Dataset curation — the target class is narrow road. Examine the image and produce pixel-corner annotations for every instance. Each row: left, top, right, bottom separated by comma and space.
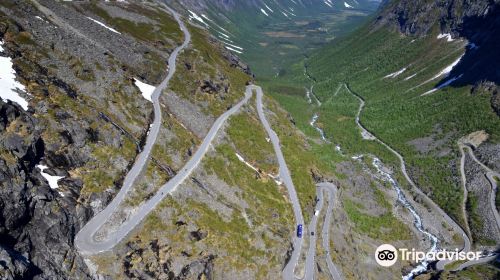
461, 145, 500, 234
317, 182, 343, 280
76, 5, 191, 254
458, 144, 473, 242
253, 85, 305, 279
343, 83, 471, 271
303, 183, 341, 280
452, 254, 499, 271
256, 86, 344, 280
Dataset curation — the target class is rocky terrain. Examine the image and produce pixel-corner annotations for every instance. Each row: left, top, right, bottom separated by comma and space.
0, 0, 252, 279
376, 0, 500, 113
1, 0, 499, 279
463, 152, 500, 246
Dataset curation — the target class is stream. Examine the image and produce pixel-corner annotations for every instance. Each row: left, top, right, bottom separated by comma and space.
304, 70, 438, 279
310, 113, 329, 142
371, 157, 439, 280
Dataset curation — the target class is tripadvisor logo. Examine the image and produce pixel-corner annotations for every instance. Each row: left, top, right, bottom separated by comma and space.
375, 244, 483, 267
375, 244, 398, 267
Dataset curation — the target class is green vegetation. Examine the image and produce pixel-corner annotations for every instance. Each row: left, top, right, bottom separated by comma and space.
226, 110, 277, 173
200, 3, 378, 79
267, 23, 500, 230
440, 263, 500, 280
466, 194, 496, 245
204, 144, 293, 229
169, 26, 250, 116
343, 198, 412, 241
264, 97, 338, 220
152, 108, 199, 170
82, 2, 182, 46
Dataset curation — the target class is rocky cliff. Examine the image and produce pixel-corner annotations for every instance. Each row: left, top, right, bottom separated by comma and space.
376, 0, 500, 114
0, 0, 253, 279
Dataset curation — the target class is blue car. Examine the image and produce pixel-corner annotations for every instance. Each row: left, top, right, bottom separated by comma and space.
297, 224, 303, 238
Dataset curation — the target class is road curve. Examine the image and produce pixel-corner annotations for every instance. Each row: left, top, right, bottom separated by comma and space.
452, 254, 499, 271
462, 145, 500, 234
303, 183, 343, 280
75, 5, 191, 255
255, 83, 342, 280
458, 144, 473, 241
343, 83, 471, 271
443, 145, 500, 271
317, 182, 343, 280
252, 85, 305, 280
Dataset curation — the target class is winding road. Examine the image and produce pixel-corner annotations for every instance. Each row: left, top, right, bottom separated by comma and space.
460, 144, 500, 233
75, 5, 192, 255
458, 143, 473, 242
317, 183, 344, 280
253, 86, 305, 279
302, 183, 343, 280
77, 81, 342, 279
343, 84, 472, 272
72, 6, 344, 276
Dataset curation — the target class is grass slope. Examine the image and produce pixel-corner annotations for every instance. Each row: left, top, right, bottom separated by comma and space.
279, 24, 500, 230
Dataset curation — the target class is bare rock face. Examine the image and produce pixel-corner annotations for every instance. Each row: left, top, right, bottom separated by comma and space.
375, 0, 500, 88
0, 100, 92, 279
375, 0, 495, 36
0, 246, 32, 280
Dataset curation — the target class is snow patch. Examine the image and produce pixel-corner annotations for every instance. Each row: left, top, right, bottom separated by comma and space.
421, 74, 463, 96
218, 32, 230, 39
264, 3, 274, 12
37, 165, 65, 196
260, 8, 269, 16
224, 45, 243, 54
0, 41, 29, 110
468, 42, 479, 50
384, 67, 407, 79
428, 55, 464, 81
134, 78, 155, 102
187, 10, 208, 27
344, 2, 353, 8
437, 33, 454, 42
404, 73, 417, 81
223, 42, 243, 50
86, 17, 121, 34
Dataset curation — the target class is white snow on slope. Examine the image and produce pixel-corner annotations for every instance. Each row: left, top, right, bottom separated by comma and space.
223, 42, 243, 50
188, 10, 208, 27
404, 73, 417, 81
86, 17, 121, 34
37, 165, 65, 195
134, 78, 155, 102
344, 2, 353, 8
468, 42, 479, 50
324, 0, 334, 7
0, 41, 29, 110
235, 153, 259, 173
437, 33, 454, 42
218, 35, 234, 43
264, 3, 274, 12
384, 67, 407, 78
421, 74, 463, 96
419, 54, 465, 96
260, 8, 269, 16
219, 32, 230, 39
428, 55, 463, 81
225, 45, 243, 54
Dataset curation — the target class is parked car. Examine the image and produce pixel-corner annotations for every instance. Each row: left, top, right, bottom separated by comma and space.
297, 224, 303, 238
